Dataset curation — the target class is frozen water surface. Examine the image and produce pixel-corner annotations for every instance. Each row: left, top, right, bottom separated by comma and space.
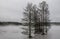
0, 25, 60, 39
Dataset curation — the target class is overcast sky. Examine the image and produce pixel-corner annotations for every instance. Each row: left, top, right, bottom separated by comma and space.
0, 0, 60, 22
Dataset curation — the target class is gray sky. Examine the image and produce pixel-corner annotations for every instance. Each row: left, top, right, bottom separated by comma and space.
47, 0, 60, 22
0, 0, 60, 22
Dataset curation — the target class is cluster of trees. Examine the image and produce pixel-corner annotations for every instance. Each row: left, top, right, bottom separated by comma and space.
22, 1, 50, 37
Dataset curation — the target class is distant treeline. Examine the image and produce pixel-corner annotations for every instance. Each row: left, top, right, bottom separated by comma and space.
22, 22, 60, 26
0, 22, 60, 26
0, 22, 22, 25
50, 22, 60, 25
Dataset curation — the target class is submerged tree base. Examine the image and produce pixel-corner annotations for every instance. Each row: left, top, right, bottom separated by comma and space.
29, 36, 32, 38
41, 32, 47, 35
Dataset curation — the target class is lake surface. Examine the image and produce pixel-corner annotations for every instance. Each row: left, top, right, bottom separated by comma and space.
0, 25, 60, 39
48, 25, 60, 39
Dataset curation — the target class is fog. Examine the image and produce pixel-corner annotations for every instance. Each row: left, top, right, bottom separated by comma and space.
0, 0, 60, 22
